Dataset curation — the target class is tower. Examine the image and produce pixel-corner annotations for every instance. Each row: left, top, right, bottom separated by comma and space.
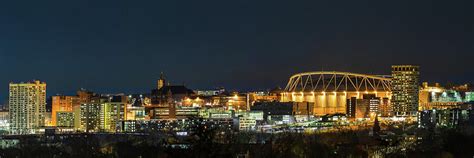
157, 72, 166, 90
391, 65, 419, 117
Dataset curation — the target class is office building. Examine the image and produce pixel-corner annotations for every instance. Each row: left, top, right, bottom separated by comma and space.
9, 80, 46, 134
391, 65, 420, 117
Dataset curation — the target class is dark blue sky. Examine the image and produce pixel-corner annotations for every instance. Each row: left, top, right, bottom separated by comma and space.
0, 0, 473, 102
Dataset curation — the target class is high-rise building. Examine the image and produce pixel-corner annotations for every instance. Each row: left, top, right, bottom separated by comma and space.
80, 102, 101, 133
100, 96, 126, 132
74, 89, 95, 130
391, 65, 420, 117
9, 80, 47, 134
79, 95, 127, 133
52, 96, 78, 126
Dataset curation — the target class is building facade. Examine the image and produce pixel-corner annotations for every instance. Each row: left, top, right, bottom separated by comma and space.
391, 65, 420, 117
9, 80, 47, 134
418, 109, 470, 128
57, 112, 74, 127
52, 96, 78, 126
0, 110, 9, 133
80, 102, 101, 132
100, 102, 126, 132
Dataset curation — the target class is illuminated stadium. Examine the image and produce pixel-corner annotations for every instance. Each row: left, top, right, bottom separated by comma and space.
281, 71, 392, 115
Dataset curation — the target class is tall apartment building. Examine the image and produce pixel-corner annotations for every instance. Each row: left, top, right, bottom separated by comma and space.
57, 111, 74, 127
80, 102, 101, 133
391, 65, 420, 117
9, 80, 47, 134
74, 89, 95, 130
52, 96, 79, 126
100, 96, 126, 132
100, 102, 126, 132
79, 95, 127, 133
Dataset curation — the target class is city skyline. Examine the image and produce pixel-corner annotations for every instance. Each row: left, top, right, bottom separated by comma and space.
0, 1, 473, 156
0, 65, 471, 104
0, 1, 473, 102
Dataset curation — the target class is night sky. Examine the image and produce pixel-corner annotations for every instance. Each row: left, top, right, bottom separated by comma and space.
0, 0, 473, 102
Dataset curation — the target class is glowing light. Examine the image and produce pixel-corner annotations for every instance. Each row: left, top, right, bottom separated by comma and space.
322, 91, 326, 95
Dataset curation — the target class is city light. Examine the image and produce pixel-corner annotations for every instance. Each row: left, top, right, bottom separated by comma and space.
0, 1, 471, 156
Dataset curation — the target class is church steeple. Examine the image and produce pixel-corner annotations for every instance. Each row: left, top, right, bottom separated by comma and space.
157, 72, 166, 89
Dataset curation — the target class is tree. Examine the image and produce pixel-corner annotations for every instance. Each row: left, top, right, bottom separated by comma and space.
373, 116, 381, 135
